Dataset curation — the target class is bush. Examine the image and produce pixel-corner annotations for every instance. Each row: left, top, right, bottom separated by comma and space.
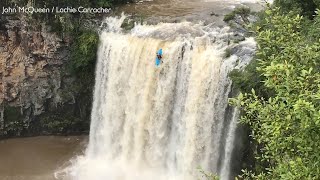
229, 60, 273, 99
223, 12, 236, 22
3, 106, 26, 136
230, 7, 320, 179
198, 167, 219, 180
223, 6, 251, 23
70, 30, 99, 72
39, 111, 89, 134
224, 48, 232, 58
274, 0, 317, 18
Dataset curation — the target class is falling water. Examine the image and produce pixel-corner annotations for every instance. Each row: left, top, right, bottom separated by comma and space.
58, 16, 256, 180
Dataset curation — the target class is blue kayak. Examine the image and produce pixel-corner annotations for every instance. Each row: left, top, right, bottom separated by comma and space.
155, 49, 163, 67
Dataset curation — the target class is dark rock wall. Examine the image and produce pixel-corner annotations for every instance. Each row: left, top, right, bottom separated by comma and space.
0, 15, 91, 137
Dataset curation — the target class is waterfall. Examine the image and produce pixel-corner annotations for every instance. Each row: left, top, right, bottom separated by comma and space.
58, 16, 256, 180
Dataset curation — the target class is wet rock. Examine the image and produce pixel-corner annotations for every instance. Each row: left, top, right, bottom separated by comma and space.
121, 14, 146, 31
121, 17, 135, 31
210, 12, 219, 17
231, 33, 246, 43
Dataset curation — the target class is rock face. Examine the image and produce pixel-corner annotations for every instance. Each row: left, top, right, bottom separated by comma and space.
0, 15, 88, 136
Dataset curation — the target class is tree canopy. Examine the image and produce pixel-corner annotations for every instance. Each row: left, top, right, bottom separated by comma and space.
230, 4, 320, 180
274, 0, 318, 18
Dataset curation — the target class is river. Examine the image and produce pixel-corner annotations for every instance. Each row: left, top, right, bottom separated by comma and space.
0, 136, 87, 180
117, 0, 269, 24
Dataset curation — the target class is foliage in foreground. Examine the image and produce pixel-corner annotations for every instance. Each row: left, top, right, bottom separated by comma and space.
198, 168, 220, 180
273, 0, 319, 18
230, 7, 320, 179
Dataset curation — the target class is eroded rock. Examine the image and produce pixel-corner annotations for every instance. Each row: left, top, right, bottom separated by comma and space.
0, 15, 75, 135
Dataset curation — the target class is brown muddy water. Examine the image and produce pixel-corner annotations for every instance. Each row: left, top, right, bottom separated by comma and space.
116, 0, 268, 24
0, 136, 88, 180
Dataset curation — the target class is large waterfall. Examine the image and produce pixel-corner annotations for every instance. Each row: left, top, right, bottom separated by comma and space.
59, 16, 256, 180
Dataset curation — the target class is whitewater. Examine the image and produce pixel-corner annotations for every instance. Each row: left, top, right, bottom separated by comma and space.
56, 14, 256, 180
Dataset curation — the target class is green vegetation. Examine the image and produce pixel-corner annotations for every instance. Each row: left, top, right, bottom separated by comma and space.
1, 0, 130, 136
121, 18, 135, 31
39, 108, 90, 134
223, 12, 236, 22
2, 0, 109, 75
223, 6, 251, 24
274, 0, 318, 18
2, 106, 26, 136
198, 168, 220, 180
224, 48, 232, 58
70, 30, 99, 72
230, 2, 320, 179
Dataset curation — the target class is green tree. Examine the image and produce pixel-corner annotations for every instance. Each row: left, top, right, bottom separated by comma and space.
224, 6, 251, 24
70, 30, 99, 72
231, 8, 320, 179
274, 0, 317, 18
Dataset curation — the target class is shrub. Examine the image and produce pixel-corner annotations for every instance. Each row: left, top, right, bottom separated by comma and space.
230, 8, 320, 179
70, 30, 99, 72
223, 6, 251, 24
224, 48, 232, 58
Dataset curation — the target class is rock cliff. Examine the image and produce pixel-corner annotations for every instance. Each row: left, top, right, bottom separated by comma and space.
0, 15, 91, 136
